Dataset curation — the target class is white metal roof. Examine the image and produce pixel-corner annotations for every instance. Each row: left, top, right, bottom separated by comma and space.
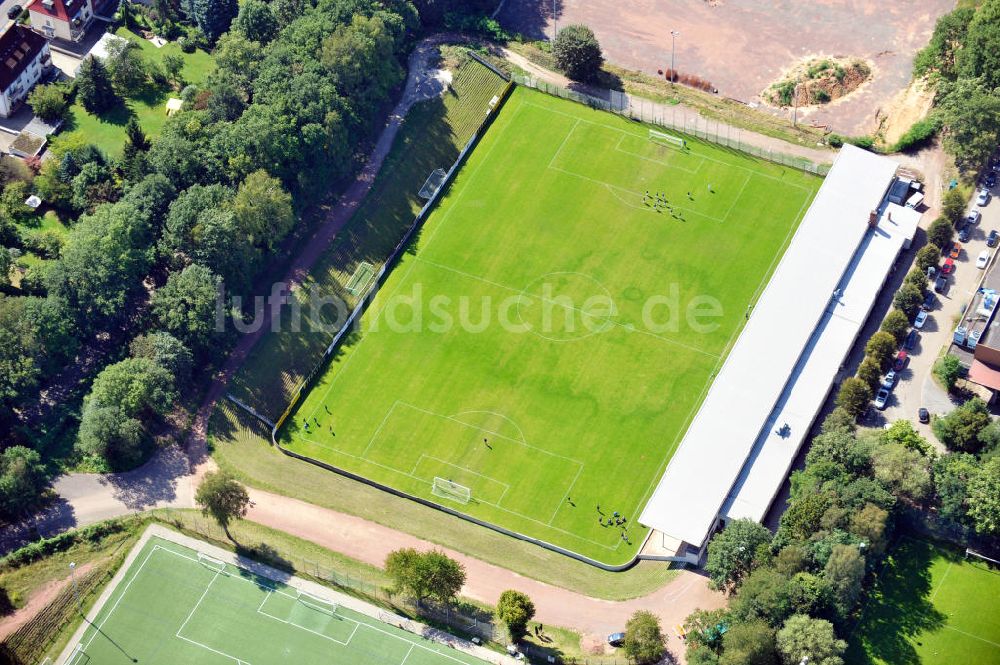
639, 146, 900, 547
722, 202, 920, 524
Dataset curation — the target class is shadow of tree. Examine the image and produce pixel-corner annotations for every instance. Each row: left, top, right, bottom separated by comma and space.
496, 0, 565, 41
846, 538, 949, 665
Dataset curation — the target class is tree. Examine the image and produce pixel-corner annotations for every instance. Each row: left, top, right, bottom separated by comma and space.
865, 331, 897, 370
914, 7, 975, 79
879, 309, 910, 345
27, 83, 69, 123
0, 247, 11, 289
195, 471, 250, 540
872, 442, 932, 504
76, 405, 145, 468
705, 518, 773, 592
916, 243, 941, 272
232, 170, 294, 251
729, 568, 797, 626
893, 283, 924, 320
0, 446, 47, 517
719, 620, 777, 665
163, 53, 185, 86
848, 503, 890, 558
776, 615, 846, 665
152, 264, 223, 357
130, 331, 194, 382
191, 0, 238, 42
928, 217, 955, 250
76, 56, 118, 114
553, 24, 603, 82
932, 397, 993, 452
384, 548, 466, 605
206, 81, 246, 122
938, 77, 1000, 170
823, 545, 865, 621
495, 590, 534, 641
933, 452, 977, 527
856, 356, 882, 390
234, 0, 278, 43
903, 267, 928, 293
106, 38, 148, 94
967, 456, 1000, 534
957, 0, 1000, 88
835, 377, 872, 420
623, 610, 666, 665
942, 187, 968, 225
933, 354, 963, 391
880, 420, 931, 455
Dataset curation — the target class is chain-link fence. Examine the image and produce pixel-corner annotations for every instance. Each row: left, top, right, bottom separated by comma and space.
512, 74, 831, 177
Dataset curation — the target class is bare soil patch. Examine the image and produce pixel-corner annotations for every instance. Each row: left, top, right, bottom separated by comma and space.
763, 57, 872, 108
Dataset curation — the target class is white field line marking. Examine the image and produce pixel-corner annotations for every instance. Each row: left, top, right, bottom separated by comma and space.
176, 633, 251, 665
931, 562, 952, 602
256, 597, 360, 647
546, 118, 581, 170
547, 462, 585, 525
360, 400, 404, 458
612, 133, 703, 174
399, 644, 416, 665
414, 454, 512, 504
175, 570, 221, 640
521, 99, 817, 193
450, 410, 527, 442
82, 545, 161, 652
942, 625, 1000, 649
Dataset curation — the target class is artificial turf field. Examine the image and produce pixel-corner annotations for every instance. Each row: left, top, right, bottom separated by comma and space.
64, 536, 492, 665
847, 537, 1000, 665
280, 86, 821, 564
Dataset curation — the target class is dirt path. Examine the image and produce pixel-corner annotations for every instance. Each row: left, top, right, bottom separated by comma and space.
0, 562, 97, 641
246, 488, 724, 658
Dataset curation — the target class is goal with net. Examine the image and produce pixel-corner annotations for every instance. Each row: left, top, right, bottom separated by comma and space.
432, 477, 471, 505
418, 168, 448, 200
297, 590, 338, 617
649, 129, 686, 149
345, 262, 376, 298
198, 552, 226, 573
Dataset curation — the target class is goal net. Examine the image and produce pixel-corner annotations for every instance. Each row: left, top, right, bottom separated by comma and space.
432, 477, 471, 505
345, 261, 376, 298
649, 129, 686, 149
966, 548, 1000, 568
297, 590, 338, 617
418, 168, 448, 200
198, 552, 226, 573
67, 645, 90, 665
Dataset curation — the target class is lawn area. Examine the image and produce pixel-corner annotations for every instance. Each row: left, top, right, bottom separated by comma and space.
847, 537, 1000, 665
63, 534, 496, 665
274, 86, 818, 564
58, 27, 214, 156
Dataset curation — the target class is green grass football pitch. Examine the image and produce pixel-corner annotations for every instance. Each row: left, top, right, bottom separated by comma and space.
279, 86, 821, 565
65, 536, 493, 665
847, 537, 1000, 665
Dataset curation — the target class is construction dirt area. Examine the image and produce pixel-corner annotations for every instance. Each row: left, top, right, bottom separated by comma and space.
499, 0, 954, 136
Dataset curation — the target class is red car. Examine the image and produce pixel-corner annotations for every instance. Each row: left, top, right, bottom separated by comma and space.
894, 350, 909, 371
942, 258, 955, 275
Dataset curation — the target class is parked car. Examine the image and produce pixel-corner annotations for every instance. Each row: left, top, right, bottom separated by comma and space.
923, 291, 936, 309
959, 226, 971, 242
904, 329, 919, 350
915, 310, 929, 329
5, 4, 20, 19
942, 258, 955, 274
977, 189, 991, 206
950, 242, 963, 259
607, 633, 626, 647
881, 370, 898, 389
989, 230, 1000, 248
934, 274, 948, 293
918, 407, 930, 424
968, 210, 982, 225
894, 350, 909, 371
978, 249, 992, 269
874, 388, 890, 410
987, 172, 997, 188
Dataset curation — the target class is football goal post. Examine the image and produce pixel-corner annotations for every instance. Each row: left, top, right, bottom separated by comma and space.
432, 477, 471, 505
197, 552, 226, 574
345, 261, 376, 298
418, 168, 448, 200
296, 590, 339, 617
649, 129, 686, 149
966, 548, 1000, 567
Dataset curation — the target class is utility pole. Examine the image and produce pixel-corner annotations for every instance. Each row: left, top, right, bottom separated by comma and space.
69, 562, 81, 613
670, 30, 680, 83
553, 0, 558, 41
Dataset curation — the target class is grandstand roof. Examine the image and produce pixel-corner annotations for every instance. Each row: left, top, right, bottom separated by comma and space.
639, 145, 899, 548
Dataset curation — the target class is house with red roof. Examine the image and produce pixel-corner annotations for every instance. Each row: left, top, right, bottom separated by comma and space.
0, 24, 52, 117
27, 0, 95, 42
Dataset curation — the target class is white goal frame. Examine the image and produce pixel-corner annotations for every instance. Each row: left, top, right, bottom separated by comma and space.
649, 129, 686, 149
197, 552, 226, 573
432, 477, 471, 505
296, 589, 339, 617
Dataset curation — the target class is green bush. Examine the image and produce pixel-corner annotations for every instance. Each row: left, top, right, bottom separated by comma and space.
812, 89, 831, 103
934, 355, 964, 391
928, 217, 954, 249
916, 243, 941, 272
892, 116, 941, 153
827, 134, 845, 148
880, 309, 911, 345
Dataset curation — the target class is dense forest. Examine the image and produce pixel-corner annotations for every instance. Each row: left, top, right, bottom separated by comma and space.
0, 0, 494, 519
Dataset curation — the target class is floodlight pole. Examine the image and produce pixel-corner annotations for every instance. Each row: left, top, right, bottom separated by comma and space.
670, 31, 680, 84
553, 0, 557, 41
69, 562, 81, 613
